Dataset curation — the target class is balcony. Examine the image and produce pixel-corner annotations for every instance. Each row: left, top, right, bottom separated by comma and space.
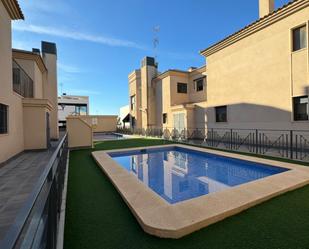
12, 60, 34, 98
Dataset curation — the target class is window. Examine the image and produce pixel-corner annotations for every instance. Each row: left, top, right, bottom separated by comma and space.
12, 60, 34, 98
75, 105, 87, 115
173, 113, 185, 131
131, 117, 136, 128
177, 83, 187, 94
215, 106, 227, 122
163, 113, 167, 124
293, 96, 308, 121
130, 95, 136, 111
293, 25, 307, 51
0, 104, 8, 134
195, 78, 204, 92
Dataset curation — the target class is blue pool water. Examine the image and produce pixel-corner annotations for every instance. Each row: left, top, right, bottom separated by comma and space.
95, 133, 124, 141
109, 147, 288, 204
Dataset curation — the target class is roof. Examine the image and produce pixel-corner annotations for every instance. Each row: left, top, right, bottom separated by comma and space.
58, 95, 89, 105
1, 0, 24, 20
12, 49, 47, 73
200, 0, 308, 57
122, 113, 131, 123
154, 65, 206, 81
155, 69, 189, 81
59, 95, 89, 100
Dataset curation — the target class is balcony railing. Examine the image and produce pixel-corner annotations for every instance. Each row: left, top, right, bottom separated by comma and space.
117, 127, 309, 162
0, 133, 68, 249
13, 60, 34, 98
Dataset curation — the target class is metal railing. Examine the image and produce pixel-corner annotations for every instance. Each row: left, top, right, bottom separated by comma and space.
117, 127, 309, 162
0, 133, 68, 249
13, 60, 34, 98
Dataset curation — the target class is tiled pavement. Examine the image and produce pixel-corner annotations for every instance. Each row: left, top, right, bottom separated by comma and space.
0, 137, 63, 242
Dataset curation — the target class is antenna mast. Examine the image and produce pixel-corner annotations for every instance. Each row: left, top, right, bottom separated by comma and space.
153, 26, 160, 61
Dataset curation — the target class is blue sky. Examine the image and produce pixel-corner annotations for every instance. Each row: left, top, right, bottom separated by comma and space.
12, 0, 291, 115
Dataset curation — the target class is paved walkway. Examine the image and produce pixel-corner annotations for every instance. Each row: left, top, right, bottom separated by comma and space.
0, 136, 63, 242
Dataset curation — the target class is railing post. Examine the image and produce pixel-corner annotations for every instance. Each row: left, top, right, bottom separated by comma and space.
255, 129, 258, 154
290, 130, 293, 159
211, 128, 214, 147
295, 134, 298, 159
230, 129, 233, 150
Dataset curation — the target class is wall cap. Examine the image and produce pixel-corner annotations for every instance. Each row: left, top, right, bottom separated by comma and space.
22, 98, 53, 111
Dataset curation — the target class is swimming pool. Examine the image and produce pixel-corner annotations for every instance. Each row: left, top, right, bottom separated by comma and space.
93, 144, 309, 238
94, 132, 125, 141
109, 147, 288, 204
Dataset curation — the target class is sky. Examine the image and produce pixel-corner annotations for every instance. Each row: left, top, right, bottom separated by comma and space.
12, 0, 291, 115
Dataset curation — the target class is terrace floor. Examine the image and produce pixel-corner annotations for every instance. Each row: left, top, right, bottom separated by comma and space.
64, 138, 309, 249
0, 133, 64, 242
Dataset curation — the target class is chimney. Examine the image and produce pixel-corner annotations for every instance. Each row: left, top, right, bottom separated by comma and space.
259, 0, 275, 18
141, 56, 158, 68
32, 48, 41, 55
188, 67, 197, 72
41, 41, 59, 139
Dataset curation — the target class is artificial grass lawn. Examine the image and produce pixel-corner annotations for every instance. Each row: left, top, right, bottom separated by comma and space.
64, 138, 309, 249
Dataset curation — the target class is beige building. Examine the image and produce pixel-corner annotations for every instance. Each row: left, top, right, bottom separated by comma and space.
200, 0, 309, 130
0, 0, 59, 163
128, 57, 206, 131
129, 0, 308, 133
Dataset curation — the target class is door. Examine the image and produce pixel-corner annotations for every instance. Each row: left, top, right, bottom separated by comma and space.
173, 113, 185, 131
46, 112, 51, 148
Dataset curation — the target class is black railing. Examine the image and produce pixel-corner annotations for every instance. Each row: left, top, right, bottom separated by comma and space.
117, 127, 309, 162
13, 60, 34, 98
0, 133, 68, 249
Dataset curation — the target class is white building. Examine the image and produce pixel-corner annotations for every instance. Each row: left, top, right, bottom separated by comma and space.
58, 94, 89, 127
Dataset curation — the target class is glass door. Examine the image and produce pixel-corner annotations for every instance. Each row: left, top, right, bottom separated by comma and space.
173, 113, 185, 131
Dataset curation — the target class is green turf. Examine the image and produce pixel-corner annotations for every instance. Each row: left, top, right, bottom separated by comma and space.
64, 138, 309, 249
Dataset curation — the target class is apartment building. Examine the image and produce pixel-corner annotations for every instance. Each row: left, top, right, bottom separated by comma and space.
200, 0, 309, 130
128, 57, 206, 131
58, 94, 89, 128
128, 0, 308, 132
0, 0, 59, 163
154, 66, 206, 131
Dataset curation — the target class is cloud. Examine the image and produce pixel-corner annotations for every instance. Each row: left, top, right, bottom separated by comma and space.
12, 40, 34, 51
19, 0, 71, 15
58, 63, 81, 74
13, 23, 147, 50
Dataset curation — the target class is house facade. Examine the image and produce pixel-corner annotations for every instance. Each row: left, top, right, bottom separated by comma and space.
0, 0, 59, 163
128, 57, 207, 131
128, 0, 308, 133
58, 94, 89, 128
200, 0, 309, 131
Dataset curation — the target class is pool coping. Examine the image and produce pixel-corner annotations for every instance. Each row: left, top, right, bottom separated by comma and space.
92, 144, 309, 239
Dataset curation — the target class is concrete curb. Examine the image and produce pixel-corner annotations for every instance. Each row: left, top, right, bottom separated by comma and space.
56, 150, 70, 249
